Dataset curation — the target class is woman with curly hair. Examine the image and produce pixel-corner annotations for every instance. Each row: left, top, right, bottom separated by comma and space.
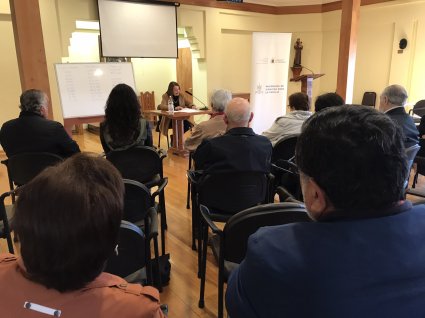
100, 83, 153, 153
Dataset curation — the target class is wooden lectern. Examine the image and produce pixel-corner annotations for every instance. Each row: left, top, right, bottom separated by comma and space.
290, 74, 324, 101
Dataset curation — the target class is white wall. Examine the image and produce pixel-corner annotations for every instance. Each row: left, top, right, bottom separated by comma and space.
3, 0, 425, 125
0, 0, 21, 125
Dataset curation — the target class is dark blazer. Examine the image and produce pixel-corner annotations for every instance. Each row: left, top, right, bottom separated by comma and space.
193, 127, 272, 173
386, 107, 419, 148
0, 111, 80, 158
226, 201, 425, 318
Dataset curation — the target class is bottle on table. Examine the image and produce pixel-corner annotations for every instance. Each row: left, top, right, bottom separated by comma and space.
167, 96, 174, 114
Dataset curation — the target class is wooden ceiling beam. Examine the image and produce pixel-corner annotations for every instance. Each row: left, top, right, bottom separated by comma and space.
168, 0, 394, 14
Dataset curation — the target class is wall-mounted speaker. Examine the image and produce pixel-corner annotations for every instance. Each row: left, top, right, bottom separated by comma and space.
399, 38, 408, 50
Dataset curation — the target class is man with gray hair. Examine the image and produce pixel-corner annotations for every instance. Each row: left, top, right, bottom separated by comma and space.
184, 89, 232, 151
379, 84, 418, 148
0, 89, 80, 158
193, 97, 272, 172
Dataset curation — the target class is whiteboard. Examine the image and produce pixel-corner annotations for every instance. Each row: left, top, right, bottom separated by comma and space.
55, 63, 136, 119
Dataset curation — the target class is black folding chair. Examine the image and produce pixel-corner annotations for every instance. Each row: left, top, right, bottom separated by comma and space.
198, 202, 311, 318
188, 170, 274, 290
361, 91, 377, 107
104, 220, 148, 283
0, 190, 15, 254
1, 152, 63, 203
409, 100, 425, 124
106, 146, 168, 255
271, 135, 302, 201
122, 179, 165, 291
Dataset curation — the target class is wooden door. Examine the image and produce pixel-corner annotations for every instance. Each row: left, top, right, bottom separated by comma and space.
177, 48, 193, 104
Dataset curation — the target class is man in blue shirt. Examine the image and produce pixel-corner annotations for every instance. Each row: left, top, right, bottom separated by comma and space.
226, 105, 425, 318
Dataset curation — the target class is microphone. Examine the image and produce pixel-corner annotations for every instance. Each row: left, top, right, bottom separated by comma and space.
185, 90, 208, 109
300, 65, 315, 75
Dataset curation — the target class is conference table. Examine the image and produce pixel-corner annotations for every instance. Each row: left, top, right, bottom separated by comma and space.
144, 109, 212, 157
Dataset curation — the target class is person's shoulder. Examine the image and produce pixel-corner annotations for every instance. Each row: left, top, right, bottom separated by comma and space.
1, 118, 19, 129
0, 253, 17, 265
253, 133, 273, 146
113, 281, 160, 301
88, 273, 163, 315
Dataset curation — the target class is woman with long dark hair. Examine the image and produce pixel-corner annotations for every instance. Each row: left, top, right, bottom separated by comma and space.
100, 83, 153, 153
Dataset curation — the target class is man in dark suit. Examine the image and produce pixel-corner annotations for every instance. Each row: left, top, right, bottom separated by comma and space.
379, 84, 418, 148
226, 106, 425, 318
193, 97, 272, 173
0, 89, 80, 158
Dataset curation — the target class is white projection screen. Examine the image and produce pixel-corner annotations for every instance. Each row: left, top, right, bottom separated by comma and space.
98, 0, 178, 58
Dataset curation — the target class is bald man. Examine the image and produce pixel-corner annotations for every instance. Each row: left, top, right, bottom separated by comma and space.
193, 97, 272, 173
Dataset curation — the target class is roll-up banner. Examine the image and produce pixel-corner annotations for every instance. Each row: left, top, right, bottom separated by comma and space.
250, 32, 292, 134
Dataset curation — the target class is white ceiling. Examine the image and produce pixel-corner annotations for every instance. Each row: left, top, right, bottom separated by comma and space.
244, 0, 335, 6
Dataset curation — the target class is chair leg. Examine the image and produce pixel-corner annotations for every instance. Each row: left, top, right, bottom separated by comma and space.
159, 191, 167, 255
4, 224, 14, 254
192, 200, 198, 251
158, 131, 161, 148
197, 203, 204, 277
145, 240, 153, 286
153, 236, 163, 292
186, 182, 191, 209
198, 222, 208, 308
218, 267, 224, 318
186, 154, 192, 209
413, 171, 419, 188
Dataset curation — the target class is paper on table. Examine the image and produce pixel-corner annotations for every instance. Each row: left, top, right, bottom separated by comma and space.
174, 108, 200, 113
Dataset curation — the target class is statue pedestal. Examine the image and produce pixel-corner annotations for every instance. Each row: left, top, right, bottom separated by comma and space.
291, 66, 302, 78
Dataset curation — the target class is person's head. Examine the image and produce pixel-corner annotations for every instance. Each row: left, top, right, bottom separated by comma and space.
104, 83, 141, 143
224, 97, 253, 130
211, 89, 232, 113
379, 84, 408, 112
166, 81, 180, 97
13, 153, 124, 292
288, 92, 310, 111
314, 92, 344, 112
19, 89, 49, 118
296, 105, 407, 221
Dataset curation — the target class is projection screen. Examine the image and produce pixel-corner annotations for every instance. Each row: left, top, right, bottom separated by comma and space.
98, 0, 178, 58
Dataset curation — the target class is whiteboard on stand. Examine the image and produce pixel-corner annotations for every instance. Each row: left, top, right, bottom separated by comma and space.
55, 62, 136, 119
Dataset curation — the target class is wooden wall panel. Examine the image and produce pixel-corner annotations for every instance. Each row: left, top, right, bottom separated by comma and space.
9, 0, 52, 118
177, 48, 193, 104
336, 0, 361, 102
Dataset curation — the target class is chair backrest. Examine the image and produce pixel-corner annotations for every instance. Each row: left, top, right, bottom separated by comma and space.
197, 171, 271, 215
361, 91, 377, 107
4, 152, 63, 186
272, 135, 299, 163
222, 202, 311, 263
104, 220, 146, 279
106, 146, 164, 183
123, 179, 153, 223
140, 91, 156, 112
412, 100, 425, 117
405, 144, 420, 182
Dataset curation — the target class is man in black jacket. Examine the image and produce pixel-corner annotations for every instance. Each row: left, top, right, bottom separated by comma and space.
193, 97, 272, 173
0, 89, 80, 158
379, 84, 418, 149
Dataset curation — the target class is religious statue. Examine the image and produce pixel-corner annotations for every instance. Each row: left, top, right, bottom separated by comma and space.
293, 38, 303, 67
